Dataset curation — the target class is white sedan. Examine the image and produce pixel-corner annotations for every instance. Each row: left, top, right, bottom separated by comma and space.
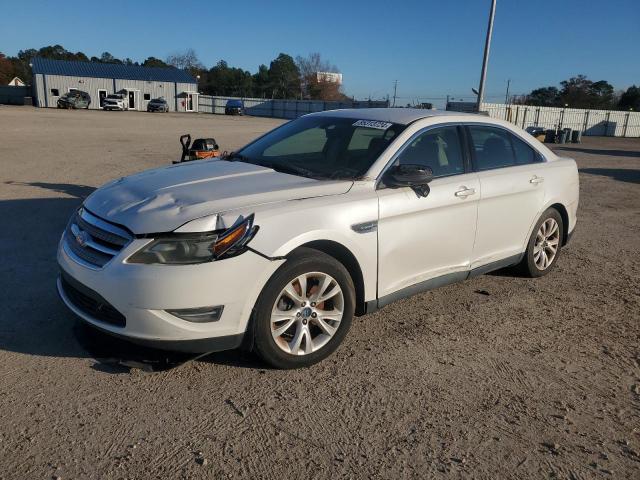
57, 109, 579, 368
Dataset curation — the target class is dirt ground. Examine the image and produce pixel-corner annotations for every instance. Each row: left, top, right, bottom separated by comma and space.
0, 106, 638, 480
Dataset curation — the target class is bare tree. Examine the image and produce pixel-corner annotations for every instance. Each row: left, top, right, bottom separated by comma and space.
166, 48, 203, 72
295, 53, 340, 100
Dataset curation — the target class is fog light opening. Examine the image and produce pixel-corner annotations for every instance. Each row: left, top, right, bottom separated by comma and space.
166, 305, 224, 323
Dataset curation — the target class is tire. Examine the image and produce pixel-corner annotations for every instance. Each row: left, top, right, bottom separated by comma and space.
518, 208, 564, 278
252, 247, 355, 369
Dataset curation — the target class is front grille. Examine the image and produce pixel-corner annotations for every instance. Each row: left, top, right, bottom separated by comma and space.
64, 208, 132, 268
60, 273, 126, 327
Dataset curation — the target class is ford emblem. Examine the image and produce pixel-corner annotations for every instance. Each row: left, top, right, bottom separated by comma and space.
75, 230, 91, 248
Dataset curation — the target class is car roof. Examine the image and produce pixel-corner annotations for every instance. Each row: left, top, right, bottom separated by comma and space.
308, 108, 478, 125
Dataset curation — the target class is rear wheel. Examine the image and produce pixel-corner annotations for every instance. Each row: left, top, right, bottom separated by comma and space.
519, 208, 564, 277
253, 248, 355, 369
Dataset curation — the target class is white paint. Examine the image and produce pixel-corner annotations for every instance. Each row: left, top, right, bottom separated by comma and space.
58, 109, 580, 349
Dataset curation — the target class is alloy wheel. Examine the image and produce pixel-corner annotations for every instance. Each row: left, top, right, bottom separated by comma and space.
534, 218, 560, 270
270, 272, 344, 356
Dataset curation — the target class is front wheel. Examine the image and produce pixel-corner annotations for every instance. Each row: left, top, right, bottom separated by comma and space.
253, 248, 355, 369
518, 208, 564, 277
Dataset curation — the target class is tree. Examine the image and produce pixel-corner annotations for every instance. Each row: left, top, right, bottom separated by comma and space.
33, 44, 88, 62
295, 52, 343, 100
526, 86, 560, 107
98, 52, 122, 64
524, 76, 619, 109
618, 85, 640, 111
252, 64, 270, 98
142, 56, 169, 68
0, 53, 15, 84
589, 80, 615, 109
166, 48, 203, 75
558, 75, 616, 109
201, 60, 253, 97
267, 53, 300, 99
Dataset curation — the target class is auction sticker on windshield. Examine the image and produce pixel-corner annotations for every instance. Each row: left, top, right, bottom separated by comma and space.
352, 120, 393, 130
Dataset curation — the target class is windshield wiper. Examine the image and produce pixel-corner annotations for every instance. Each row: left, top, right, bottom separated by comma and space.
265, 162, 324, 179
223, 151, 251, 163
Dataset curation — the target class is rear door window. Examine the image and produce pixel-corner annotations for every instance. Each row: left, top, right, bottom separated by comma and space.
468, 126, 516, 171
510, 134, 542, 165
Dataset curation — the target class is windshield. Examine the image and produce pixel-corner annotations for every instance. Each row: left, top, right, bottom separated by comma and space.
151, 98, 165, 103
234, 116, 405, 180
227, 100, 243, 107
107, 94, 121, 99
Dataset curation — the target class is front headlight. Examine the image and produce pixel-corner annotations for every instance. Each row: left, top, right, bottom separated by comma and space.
128, 214, 258, 265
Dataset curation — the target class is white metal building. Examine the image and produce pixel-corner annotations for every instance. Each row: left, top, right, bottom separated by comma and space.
31, 57, 198, 112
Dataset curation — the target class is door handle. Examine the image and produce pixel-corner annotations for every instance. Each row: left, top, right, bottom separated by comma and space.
530, 175, 545, 184
455, 186, 476, 198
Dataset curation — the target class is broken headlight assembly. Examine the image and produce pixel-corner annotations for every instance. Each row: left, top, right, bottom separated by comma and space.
128, 214, 259, 265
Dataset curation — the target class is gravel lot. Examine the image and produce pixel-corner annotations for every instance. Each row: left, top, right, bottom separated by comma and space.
0, 106, 638, 479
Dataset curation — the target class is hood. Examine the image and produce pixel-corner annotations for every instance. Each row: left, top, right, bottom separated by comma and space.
83, 160, 353, 234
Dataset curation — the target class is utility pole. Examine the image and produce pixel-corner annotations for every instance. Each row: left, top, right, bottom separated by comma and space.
504, 78, 510, 105
476, 0, 497, 112
392, 80, 398, 107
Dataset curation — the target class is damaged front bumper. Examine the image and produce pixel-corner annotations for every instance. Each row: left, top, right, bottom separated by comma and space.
57, 236, 283, 352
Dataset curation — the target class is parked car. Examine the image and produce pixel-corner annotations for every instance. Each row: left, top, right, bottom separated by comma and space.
57, 109, 579, 369
225, 99, 244, 115
57, 90, 91, 109
147, 97, 169, 112
102, 94, 126, 111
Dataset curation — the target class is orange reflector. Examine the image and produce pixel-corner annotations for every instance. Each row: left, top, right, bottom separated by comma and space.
213, 223, 248, 255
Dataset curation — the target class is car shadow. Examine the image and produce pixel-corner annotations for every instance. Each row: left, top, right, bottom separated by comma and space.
0, 181, 263, 373
553, 146, 640, 159
579, 168, 640, 184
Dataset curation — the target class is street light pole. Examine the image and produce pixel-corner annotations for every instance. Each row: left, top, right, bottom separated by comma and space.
392, 80, 398, 107
504, 78, 510, 105
476, 0, 497, 112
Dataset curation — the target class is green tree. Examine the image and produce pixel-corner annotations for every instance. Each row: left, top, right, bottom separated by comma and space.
618, 85, 640, 111
268, 53, 300, 99
526, 86, 560, 106
98, 52, 122, 64
252, 64, 270, 98
558, 75, 615, 109
142, 56, 169, 68
200, 60, 253, 97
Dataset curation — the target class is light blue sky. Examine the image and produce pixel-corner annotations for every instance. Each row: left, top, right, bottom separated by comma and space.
2, 0, 638, 105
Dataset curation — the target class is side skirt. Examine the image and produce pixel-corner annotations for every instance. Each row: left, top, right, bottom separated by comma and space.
467, 253, 523, 279
365, 253, 523, 314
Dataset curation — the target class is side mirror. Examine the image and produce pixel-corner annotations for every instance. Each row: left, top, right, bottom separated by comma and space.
383, 164, 433, 197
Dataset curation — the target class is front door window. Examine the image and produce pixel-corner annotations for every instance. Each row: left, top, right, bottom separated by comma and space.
395, 126, 466, 178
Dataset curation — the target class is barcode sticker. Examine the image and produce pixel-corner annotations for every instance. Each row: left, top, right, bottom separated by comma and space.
352, 120, 393, 130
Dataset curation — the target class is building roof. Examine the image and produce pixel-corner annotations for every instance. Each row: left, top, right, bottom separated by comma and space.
310, 108, 475, 125
31, 57, 196, 84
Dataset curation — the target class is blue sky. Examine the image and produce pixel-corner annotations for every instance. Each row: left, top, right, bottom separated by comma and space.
2, 0, 638, 106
